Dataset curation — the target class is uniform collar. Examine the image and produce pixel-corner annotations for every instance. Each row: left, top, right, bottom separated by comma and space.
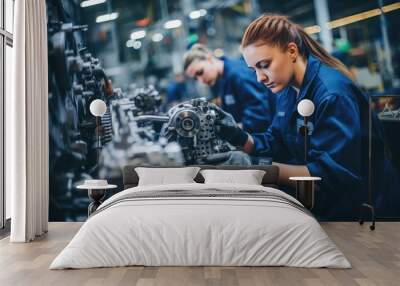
296, 55, 321, 102
214, 57, 229, 89
221, 56, 231, 79
287, 55, 320, 117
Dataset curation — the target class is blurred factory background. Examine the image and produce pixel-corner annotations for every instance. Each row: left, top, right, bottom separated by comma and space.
45, 0, 400, 221
73, 0, 399, 93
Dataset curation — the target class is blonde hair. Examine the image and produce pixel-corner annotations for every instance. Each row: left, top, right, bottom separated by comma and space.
242, 14, 354, 80
183, 44, 212, 71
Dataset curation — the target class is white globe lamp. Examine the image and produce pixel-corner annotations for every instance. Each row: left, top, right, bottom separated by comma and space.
297, 99, 315, 162
90, 99, 107, 117
89, 99, 107, 165
297, 99, 315, 117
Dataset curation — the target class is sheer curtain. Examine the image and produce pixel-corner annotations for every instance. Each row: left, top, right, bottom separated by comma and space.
7, 0, 48, 242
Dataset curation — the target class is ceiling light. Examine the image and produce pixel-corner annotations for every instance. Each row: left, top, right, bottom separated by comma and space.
199, 9, 207, 16
96, 12, 119, 23
189, 10, 201, 19
81, 0, 106, 8
130, 30, 146, 40
133, 41, 142, 50
164, 19, 182, 29
328, 9, 381, 29
383, 2, 400, 12
213, 48, 224, 58
306, 2, 400, 34
152, 33, 164, 42
189, 9, 207, 20
126, 39, 134, 48
304, 25, 321, 34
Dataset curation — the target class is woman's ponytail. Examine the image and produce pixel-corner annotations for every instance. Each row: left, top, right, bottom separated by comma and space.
297, 28, 354, 80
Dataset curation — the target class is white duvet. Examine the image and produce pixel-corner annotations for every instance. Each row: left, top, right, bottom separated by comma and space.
50, 183, 351, 269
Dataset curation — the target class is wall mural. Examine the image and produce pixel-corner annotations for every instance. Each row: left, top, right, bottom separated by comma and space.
47, 1, 400, 222
47, 1, 256, 221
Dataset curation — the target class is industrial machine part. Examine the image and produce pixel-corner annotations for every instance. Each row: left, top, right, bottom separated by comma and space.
47, 1, 124, 221
131, 85, 163, 116
162, 98, 238, 164
99, 97, 184, 178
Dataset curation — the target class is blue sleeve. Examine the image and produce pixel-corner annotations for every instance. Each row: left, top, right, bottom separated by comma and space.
236, 76, 276, 133
252, 116, 291, 162
307, 93, 363, 190
166, 84, 176, 102
166, 83, 182, 103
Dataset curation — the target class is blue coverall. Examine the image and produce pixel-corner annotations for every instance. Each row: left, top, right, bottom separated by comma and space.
252, 55, 398, 219
166, 81, 186, 103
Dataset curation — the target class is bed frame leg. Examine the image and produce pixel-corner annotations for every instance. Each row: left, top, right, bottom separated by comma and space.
359, 203, 375, 231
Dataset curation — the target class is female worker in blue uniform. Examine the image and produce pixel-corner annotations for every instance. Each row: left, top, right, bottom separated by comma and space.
215, 14, 398, 219
183, 44, 277, 133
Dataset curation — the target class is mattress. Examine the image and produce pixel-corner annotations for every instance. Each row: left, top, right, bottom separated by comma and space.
50, 183, 351, 269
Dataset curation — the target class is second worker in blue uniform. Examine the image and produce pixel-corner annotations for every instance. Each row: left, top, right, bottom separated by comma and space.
183, 44, 277, 133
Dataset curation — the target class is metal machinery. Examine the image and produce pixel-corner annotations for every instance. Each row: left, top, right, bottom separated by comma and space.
162, 98, 240, 164
47, 3, 117, 220
46, 2, 251, 221
46, 1, 179, 220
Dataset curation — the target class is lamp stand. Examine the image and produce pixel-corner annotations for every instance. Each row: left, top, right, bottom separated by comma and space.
359, 94, 375, 230
95, 116, 102, 167
304, 116, 308, 162
295, 180, 315, 209
299, 116, 309, 163
87, 188, 106, 216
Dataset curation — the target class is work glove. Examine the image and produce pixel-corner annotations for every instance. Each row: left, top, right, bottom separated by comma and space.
210, 103, 249, 147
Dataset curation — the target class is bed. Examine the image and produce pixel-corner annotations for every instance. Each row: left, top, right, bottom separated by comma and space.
50, 165, 350, 269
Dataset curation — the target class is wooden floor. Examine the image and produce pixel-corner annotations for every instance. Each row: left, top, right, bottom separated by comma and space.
0, 222, 399, 286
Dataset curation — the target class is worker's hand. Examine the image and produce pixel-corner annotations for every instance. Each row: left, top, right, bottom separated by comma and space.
210, 103, 249, 147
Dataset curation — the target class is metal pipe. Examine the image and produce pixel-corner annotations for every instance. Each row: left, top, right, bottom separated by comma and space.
314, 0, 333, 53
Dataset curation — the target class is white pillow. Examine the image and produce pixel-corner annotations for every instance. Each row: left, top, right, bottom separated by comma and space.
135, 167, 200, 186
200, 169, 266, 185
